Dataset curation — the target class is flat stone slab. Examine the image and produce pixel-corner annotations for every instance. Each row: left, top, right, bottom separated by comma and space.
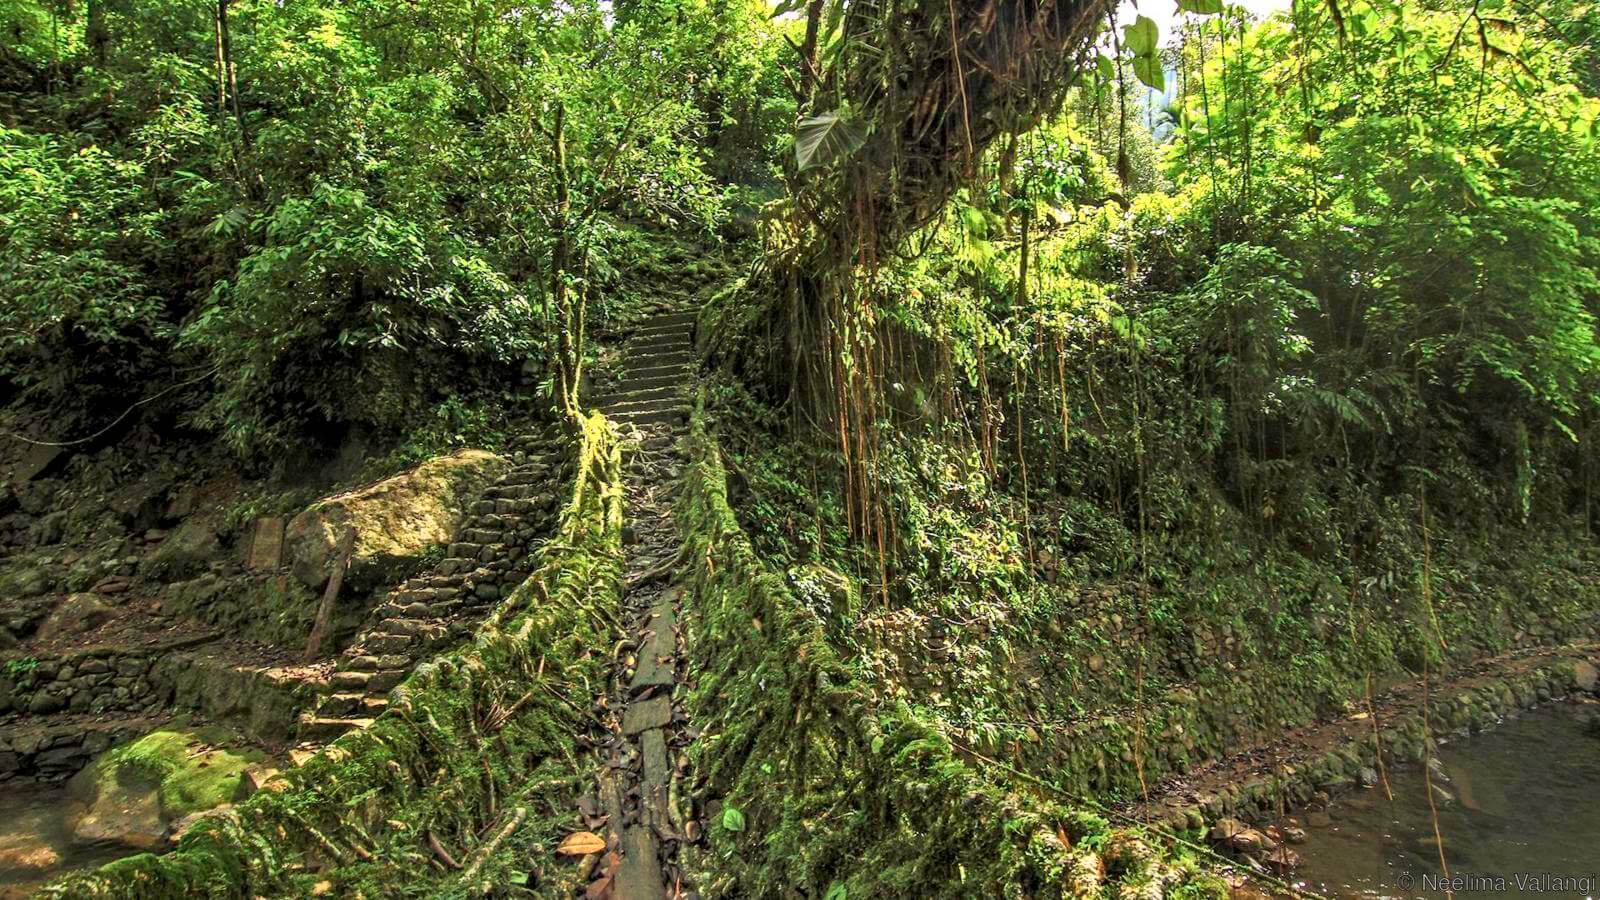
614, 825, 665, 900
629, 601, 677, 695
622, 695, 672, 736
245, 517, 286, 571
641, 727, 671, 786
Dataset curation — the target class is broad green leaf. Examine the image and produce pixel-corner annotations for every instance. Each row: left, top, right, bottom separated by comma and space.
1177, 0, 1224, 12
721, 806, 747, 832
795, 110, 867, 171
1122, 15, 1159, 57
1096, 53, 1115, 81
1133, 54, 1165, 92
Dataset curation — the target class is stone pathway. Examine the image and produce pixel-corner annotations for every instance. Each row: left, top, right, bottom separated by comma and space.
585, 307, 698, 900
299, 431, 570, 741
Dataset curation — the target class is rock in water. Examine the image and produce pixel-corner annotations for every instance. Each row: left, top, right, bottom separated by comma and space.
285, 450, 510, 592
65, 727, 267, 852
67, 776, 167, 851
1265, 846, 1302, 874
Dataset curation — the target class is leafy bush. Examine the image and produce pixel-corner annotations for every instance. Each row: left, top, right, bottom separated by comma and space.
184, 181, 535, 455
0, 127, 168, 400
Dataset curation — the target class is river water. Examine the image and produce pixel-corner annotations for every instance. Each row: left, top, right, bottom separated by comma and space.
0, 782, 127, 898
1294, 702, 1600, 899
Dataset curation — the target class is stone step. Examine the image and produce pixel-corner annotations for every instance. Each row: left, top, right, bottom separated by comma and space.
609, 395, 689, 417
360, 632, 417, 654
631, 321, 693, 340
625, 350, 695, 370
626, 338, 691, 358
486, 484, 540, 500
298, 714, 374, 741
642, 310, 697, 328
377, 600, 432, 619
611, 407, 688, 428
609, 370, 685, 393
600, 384, 685, 409
466, 513, 523, 530
500, 468, 568, 486
624, 362, 695, 383
629, 324, 691, 341
319, 692, 390, 717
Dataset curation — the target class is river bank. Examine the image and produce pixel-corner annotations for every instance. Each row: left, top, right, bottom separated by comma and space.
1125, 642, 1600, 887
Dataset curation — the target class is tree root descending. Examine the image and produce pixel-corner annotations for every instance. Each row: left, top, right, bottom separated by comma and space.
671, 398, 1228, 899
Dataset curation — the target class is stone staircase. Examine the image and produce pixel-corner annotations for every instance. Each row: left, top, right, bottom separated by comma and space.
595, 309, 697, 429
587, 305, 700, 900
298, 430, 572, 740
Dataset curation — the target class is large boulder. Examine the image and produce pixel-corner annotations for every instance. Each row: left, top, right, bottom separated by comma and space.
140, 515, 223, 582
285, 450, 510, 592
65, 728, 265, 851
35, 592, 116, 641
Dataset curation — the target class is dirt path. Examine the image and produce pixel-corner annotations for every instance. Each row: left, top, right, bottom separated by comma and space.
586, 308, 698, 900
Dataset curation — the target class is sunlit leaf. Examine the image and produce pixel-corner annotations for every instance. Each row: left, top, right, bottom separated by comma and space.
1122, 15, 1159, 57
1132, 54, 1165, 92
795, 110, 867, 172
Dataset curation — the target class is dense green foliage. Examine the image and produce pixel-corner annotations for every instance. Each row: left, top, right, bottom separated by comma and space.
1, 0, 782, 460
8, 0, 1600, 893
701, 0, 1600, 822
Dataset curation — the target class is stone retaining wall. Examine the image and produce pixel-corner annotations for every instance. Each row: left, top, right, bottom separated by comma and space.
0, 636, 212, 720
0, 716, 164, 782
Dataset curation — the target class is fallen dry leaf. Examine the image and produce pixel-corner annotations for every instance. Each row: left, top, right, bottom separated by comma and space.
557, 831, 608, 856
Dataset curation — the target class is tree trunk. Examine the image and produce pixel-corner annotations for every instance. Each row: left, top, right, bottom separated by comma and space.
86, 0, 109, 70
218, 0, 249, 147
549, 103, 580, 422
303, 527, 356, 663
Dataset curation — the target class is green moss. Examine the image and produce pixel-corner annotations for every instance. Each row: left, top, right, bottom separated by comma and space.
97, 728, 265, 820
676, 400, 1225, 899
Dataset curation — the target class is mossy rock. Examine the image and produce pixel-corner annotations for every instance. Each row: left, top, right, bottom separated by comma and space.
140, 516, 223, 583
66, 727, 267, 850
0, 561, 52, 598
285, 449, 511, 592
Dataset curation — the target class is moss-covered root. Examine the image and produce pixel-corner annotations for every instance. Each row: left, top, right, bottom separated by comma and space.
676, 398, 1227, 899
40, 412, 626, 900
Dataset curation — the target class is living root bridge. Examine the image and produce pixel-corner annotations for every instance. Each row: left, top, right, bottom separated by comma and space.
676, 397, 1225, 898
41, 412, 627, 900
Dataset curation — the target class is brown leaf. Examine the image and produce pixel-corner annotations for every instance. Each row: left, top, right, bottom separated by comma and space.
585, 872, 615, 900
558, 831, 607, 856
